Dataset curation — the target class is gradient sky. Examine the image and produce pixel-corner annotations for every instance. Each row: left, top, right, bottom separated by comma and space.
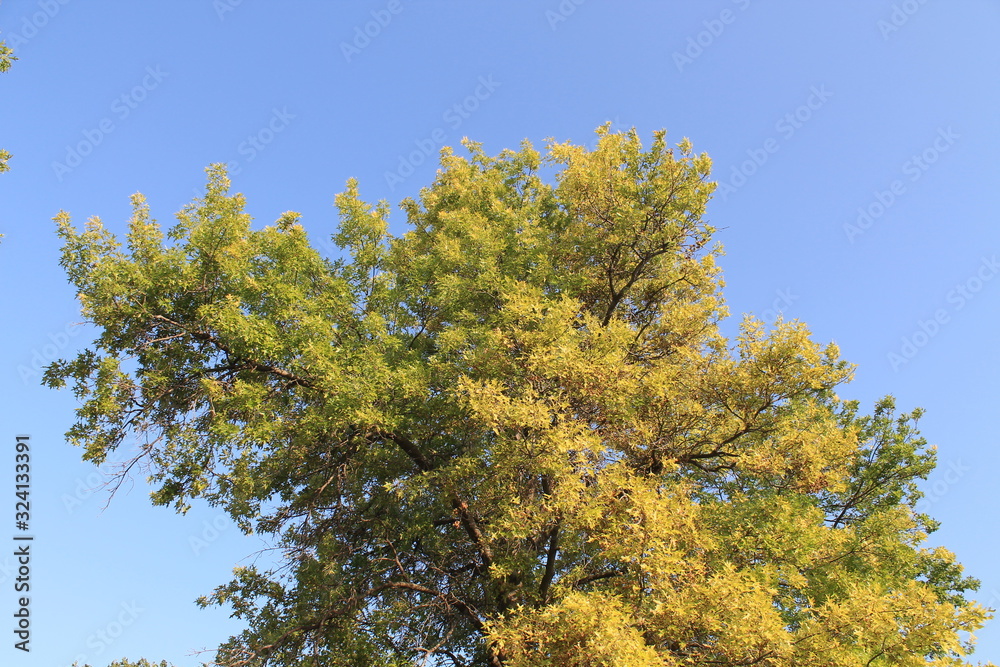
1, 1, 999, 665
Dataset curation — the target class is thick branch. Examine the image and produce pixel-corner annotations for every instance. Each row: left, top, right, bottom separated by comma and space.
538, 475, 560, 603
572, 570, 621, 589
151, 314, 314, 388
374, 430, 494, 571
450, 494, 494, 569
538, 520, 560, 603
377, 430, 434, 472
381, 581, 487, 634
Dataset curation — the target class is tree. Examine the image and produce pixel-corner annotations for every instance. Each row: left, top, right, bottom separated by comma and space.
48, 127, 993, 666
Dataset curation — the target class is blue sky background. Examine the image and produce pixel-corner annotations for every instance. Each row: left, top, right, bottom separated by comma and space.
1, 1, 999, 665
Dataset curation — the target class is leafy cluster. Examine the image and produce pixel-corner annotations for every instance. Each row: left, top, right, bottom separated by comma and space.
49, 127, 991, 666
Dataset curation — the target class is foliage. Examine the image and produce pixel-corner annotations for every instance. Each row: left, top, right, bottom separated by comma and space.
0, 39, 14, 173
48, 127, 992, 666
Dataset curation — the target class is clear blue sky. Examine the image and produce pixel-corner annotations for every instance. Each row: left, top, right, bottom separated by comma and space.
1, 1, 999, 665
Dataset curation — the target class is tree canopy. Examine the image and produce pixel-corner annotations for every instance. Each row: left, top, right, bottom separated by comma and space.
48, 127, 992, 666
